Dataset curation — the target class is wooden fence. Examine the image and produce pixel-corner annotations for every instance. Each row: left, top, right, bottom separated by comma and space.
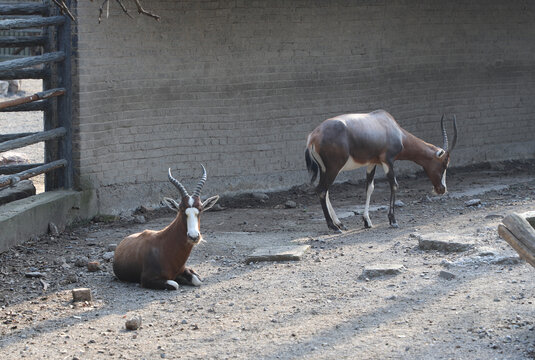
0, 0, 72, 191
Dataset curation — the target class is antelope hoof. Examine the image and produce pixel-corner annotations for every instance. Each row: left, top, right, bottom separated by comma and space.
165, 280, 179, 290
337, 222, 347, 231
363, 217, 373, 229
176, 268, 203, 287
390, 222, 399, 228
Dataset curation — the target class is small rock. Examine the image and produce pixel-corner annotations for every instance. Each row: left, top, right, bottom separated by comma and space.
72, 288, 92, 302
74, 256, 89, 267
125, 316, 142, 331
65, 273, 78, 284
438, 270, 456, 280
133, 215, 146, 224
252, 192, 269, 202
394, 200, 405, 208
87, 261, 100, 272
485, 213, 504, 220
209, 203, 225, 212
490, 256, 521, 265
107, 243, 117, 251
465, 199, 481, 207
284, 200, 297, 209
48, 222, 59, 236
102, 252, 114, 261
25, 271, 45, 278
358, 264, 405, 279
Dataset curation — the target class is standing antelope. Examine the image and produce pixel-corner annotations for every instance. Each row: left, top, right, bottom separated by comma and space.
305, 110, 457, 232
113, 165, 219, 290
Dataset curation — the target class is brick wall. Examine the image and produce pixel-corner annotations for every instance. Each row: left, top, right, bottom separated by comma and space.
73, 0, 535, 213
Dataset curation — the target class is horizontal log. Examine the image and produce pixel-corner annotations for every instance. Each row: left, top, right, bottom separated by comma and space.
502, 213, 535, 254
0, 51, 64, 72
0, 16, 65, 30
0, 3, 49, 16
0, 35, 48, 48
0, 132, 35, 143
0, 88, 64, 110
0, 159, 67, 188
498, 224, 535, 268
0, 127, 66, 152
0, 163, 43, 175
0, 99, 49, 112
0, 67, 49, 80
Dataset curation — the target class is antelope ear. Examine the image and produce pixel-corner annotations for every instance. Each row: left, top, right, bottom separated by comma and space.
435, 149, 445, 158
202, 195, 220, 212
163, 197, 180, 212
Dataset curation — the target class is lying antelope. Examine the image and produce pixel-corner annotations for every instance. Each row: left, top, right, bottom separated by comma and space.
113, 165, 219, 290
305, 110, 457, 232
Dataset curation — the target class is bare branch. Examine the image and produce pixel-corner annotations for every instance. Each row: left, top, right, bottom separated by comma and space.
133, 0, 161, 21
115, 0, 134, 19
98, 0, 109, 24
51, 0, 76, 22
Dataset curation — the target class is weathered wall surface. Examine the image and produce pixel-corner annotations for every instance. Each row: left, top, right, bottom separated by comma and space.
73, 0, 535, 213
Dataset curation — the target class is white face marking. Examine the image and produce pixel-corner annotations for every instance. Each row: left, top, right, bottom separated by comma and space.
441, 169, 447, 190
165, 280, 179, 290
188, 196, 194, 207
185, 207, 200, 240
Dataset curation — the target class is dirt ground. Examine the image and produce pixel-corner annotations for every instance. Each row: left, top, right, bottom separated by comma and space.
0, 160, 534, 359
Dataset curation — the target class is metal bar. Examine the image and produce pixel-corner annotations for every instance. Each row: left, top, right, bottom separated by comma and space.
0, 132, 36, 142
0, 51, 64, 72
0, 16, 65, 31
0, 35, 48, 48
0, 163, 44, 175
0, 99, 49, 112
0, 3, 50, 16
0, 159, 67, 188
0, 87, 64, 110
0, 127, 66, 152
0, 67, 49, 80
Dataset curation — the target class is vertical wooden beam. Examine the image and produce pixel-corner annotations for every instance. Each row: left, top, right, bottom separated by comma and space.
57, 0, 73, 189
43, 0, 58, 191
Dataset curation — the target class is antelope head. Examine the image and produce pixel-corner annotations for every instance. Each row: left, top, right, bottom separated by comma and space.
163, 165, 219, 243
427, 114, 458, 195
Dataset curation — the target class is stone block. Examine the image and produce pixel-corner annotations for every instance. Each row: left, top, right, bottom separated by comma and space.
358, 264, 405, 279
413, 233, 475, 253
246, 245, 310, 263
72, 288, 92, 302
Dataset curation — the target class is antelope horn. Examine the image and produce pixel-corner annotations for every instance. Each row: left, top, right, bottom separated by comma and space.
168, 168, 189, 199
449, 114, 458, 152
192, 164, 207, 198
440, 113, 448, 151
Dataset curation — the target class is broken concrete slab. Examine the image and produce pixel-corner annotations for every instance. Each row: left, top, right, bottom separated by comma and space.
358, 264, 405, 280
412, 232, 475, 253
246, 245, 310, 263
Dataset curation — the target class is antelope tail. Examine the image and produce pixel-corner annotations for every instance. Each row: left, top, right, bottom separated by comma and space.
305, 147, 319, 184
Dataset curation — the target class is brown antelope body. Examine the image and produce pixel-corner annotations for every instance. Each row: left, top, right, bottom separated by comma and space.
113, 165, 219, 290
305, 110, 457, 232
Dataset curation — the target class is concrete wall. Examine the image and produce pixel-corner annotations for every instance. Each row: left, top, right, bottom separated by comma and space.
73, 0, 535, 214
